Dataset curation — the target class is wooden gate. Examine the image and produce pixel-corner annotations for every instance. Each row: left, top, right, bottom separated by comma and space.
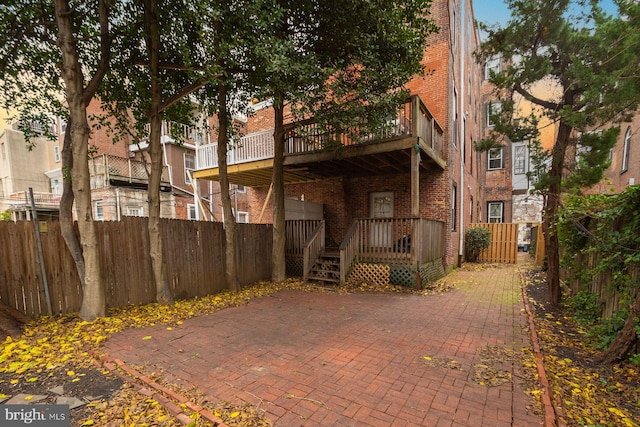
469, 223, 519, 264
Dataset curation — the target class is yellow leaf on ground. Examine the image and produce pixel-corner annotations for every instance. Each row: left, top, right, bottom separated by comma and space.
24, 395, 33, 401
26, 377, 38, 383
142, 336, 152, 340
230, 411, 240, 418
10, 379, 18, 385
81, 420, 94, 426
67, 370, 75, 376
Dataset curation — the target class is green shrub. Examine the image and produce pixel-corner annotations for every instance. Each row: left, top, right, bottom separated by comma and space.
587, 309, 628, 350
566, 290, 602, 326
465, 227, 491, 262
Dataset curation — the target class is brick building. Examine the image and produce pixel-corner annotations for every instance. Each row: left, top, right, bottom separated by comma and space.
194, 0, 486, 276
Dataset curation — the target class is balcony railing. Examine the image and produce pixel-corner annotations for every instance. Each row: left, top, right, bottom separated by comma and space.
196, 129, 274, 170
8, 191, 62, 207
196, 95, 443, 170
130, 121, 204, 153
89, 154, 170, 189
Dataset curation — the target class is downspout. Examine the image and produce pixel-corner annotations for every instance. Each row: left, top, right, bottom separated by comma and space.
115, 187, 121, 221
458, 0, 466, 267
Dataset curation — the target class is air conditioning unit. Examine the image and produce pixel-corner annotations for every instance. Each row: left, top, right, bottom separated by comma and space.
628, 178, 635, 186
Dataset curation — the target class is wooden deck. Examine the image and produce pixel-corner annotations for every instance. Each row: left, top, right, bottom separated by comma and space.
194, 95, 445, 187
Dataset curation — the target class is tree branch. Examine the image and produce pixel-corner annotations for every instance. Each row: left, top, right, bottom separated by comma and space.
513, 82, 561, 111
83, 0, 111, 103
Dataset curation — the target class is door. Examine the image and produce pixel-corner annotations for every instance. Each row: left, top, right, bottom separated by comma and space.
369, 192, 393, 248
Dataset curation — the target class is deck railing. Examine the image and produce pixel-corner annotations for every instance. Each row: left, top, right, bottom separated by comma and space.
89, 154, 170, 189
285, 219, 323, 257
8, 191, 62, 207
302, 221, 325, 281
339, 221, 360, 285
196, 129, 274, 170
195, 95, 443, 170
348, 217, 445, 266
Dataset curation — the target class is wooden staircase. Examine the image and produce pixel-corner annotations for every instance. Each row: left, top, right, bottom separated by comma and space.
307, 250, 340, 285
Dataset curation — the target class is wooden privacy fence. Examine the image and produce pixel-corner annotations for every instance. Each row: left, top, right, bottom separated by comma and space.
0, 218, 273, 317
469, 223, 519, 264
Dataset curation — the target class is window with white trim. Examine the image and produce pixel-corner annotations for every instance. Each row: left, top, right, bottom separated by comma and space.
488, 147, 503, 170
621, 126, 631, 173
126, 206, 143, 217
487, 202, 504, 223
484, 56, 501, 80
452, 89, 458, 148
54, 145, 60, 163
187, 204, 197, 220
51, 178, 61, 195
236, 185, 246, 193
514, 145, 527, 174
184, 152, 195, 184
94, 200, 104, 220
236, 211, 249, 223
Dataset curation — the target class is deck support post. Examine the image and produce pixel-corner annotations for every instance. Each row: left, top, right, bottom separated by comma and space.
411, 142, 420, 217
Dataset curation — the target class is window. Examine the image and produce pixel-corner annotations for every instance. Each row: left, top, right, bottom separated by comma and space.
488, 147, 503, 170
126, 206, 143, 217
187, 204, 197, 220
236, 211, 249, 223
452, 183, 457, 231
622, 126, 631, 173
60, 119, 67, 134
1, 142, 5, 160
484, 55, 501, 80
486, 102, 501, 127
51, 178, 61, 195
0, 178, 4, 198
184, 152, 195, 184
236, 185, 246, 193
452, 89, 458, 148
514, 145, 527, 174
53, 145, 60, 163
470, 196, 474, 223
94, 200, 104, 221
487, 202, 504, 223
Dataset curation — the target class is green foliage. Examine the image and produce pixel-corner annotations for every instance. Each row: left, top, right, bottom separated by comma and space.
567, 290, 602, 327
465, 227, 491, 262
0, 210, 10, 221
559, 186, 640, 356
587, 309, 628, 350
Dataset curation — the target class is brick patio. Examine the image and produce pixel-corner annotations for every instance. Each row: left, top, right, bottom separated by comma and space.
103, 263, 542, 426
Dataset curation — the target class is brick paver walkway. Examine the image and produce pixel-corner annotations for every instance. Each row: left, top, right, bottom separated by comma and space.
104, 263, 542, 426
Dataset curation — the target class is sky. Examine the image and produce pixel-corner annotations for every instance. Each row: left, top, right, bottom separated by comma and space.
473, 0, 620, 30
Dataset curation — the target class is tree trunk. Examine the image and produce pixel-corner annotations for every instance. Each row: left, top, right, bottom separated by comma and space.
216, 84, 239, 292
58, 118, 85, 286
543, 120, 572, 305
144, 0, 172, 304
599, 289, 640, 364
271, 95, 286, 282
54, 0, 105, 321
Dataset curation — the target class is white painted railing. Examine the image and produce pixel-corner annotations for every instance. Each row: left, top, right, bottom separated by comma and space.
196, 129, 274, 169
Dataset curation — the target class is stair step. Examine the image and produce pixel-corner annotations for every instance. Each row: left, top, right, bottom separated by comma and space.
309, 275, 340, 284
311, 270, 340, 277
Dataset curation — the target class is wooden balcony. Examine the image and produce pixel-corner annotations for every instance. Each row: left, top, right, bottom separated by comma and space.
89, 154, 171, 191
194, 95, 445, 187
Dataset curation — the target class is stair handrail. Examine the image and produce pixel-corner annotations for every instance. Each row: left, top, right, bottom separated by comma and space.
302, 221, 325, 282
339, 221, 361, 285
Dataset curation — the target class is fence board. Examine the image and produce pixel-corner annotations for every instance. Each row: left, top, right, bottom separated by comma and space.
0, 218, 272, 317
469, 223, 519, 264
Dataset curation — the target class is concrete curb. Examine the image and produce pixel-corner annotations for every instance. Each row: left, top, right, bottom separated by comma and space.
90, 351, 228, 427
519, 269, 564, 427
